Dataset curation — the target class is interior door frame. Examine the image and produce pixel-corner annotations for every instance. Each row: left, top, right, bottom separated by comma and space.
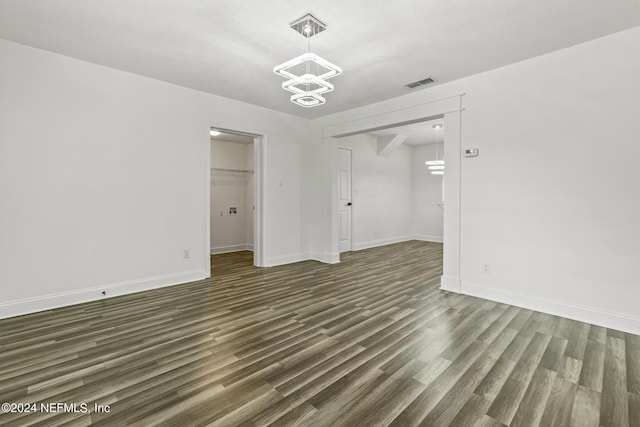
322, 94, 464, 292
337, 146, 353, 253
205, 127, 266, 276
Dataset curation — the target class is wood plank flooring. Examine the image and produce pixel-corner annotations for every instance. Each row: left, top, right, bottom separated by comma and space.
0, 240, 638, 426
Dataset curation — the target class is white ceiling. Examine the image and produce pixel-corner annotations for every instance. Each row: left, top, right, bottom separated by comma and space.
1, 1, 638, 119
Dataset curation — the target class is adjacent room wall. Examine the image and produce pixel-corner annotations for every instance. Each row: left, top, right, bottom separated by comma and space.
210, 139, 253, 254
412, 144, 444, 243
336, 135, 445, 250
337, 134, 414, 250
312, 27, 640, 334
0, 38, 309, 318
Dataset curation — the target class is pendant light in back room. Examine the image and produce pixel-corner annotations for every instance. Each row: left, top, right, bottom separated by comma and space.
425, 124, 444, 175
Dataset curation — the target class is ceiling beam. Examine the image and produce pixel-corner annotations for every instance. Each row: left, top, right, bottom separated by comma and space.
377, 133, 407, 157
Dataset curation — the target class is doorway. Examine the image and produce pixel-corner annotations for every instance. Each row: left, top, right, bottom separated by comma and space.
322, 94, 463, 292
335, 120, 444, 256
207, 127, 264, 271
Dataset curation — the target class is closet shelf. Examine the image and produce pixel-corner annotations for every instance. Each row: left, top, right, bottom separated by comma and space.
211, 167, 254, 174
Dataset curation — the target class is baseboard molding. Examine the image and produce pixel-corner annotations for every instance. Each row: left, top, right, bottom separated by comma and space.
268, 236, 437, 266
266, 253, 309, 267
210, 244, 253, 254
412, 234, 443, 243
353, 235, 414, 251
462, 281, 640, 335
440, 275, 462, 293
0, 269, 207, 320
309, 252, 340, 264
264, 252, 340, 267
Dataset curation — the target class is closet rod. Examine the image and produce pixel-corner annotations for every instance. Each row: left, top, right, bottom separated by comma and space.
211, 167, 254, 173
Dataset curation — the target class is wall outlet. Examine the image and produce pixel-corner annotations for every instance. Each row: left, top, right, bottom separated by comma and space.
183, 248, 191, 259
481, 263, 491, 274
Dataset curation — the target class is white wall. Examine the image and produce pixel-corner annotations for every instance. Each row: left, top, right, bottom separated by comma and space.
210, 139, 253, 253
338, 135, 414, 250
301, 126, 336, 263
311, 27, 640, 334
412, 144, 444, 242
211, 139, 248, 169
4, 26, 640, 334
0, 39, 309, 318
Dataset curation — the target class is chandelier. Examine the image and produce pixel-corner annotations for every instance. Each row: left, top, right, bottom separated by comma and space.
274, 14, 342, 108
425, 124, 444, 175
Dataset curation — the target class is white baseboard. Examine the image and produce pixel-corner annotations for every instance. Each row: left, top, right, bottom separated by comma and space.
440, 275, 462, 293
210, 244, 253, 254
310, 252, 340, 264
267, 236, 439, 266
462, 281, 640, 336
266, 253, 309, 267
413, 234, 443, 243
352, 235, 414, 251
264, 252, 340, 267
0, 269, 207, 320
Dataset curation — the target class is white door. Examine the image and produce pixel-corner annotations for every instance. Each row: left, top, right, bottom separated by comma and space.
338, 148, 352, 253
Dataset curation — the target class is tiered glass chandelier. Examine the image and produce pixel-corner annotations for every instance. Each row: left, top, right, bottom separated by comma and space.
425, 124, 444, 175
274, 14, 342, 108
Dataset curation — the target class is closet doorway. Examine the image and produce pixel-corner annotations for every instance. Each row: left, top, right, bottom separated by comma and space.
209, 128, 264, 268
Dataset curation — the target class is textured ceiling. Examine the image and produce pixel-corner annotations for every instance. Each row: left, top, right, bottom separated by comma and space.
1, 1, 639, 119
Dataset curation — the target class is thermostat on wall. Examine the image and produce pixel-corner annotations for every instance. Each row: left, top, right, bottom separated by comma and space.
464, 148, 479, 157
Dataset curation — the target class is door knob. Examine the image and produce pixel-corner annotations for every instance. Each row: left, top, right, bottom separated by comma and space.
346, 202, 352, 206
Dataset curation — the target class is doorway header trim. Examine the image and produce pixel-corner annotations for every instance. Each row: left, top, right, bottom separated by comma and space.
322, 94, 464, 139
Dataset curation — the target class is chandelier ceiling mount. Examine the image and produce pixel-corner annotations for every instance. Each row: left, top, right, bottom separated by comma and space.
290, 14, 326, 38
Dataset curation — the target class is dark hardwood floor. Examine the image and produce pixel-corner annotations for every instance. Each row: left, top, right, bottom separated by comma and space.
0, 241, 638, 426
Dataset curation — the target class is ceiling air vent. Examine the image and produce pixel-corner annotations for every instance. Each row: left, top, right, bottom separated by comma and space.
405, 77, 436, 89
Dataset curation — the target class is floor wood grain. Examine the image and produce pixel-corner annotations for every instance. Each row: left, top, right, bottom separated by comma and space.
0, 241, 639, 426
